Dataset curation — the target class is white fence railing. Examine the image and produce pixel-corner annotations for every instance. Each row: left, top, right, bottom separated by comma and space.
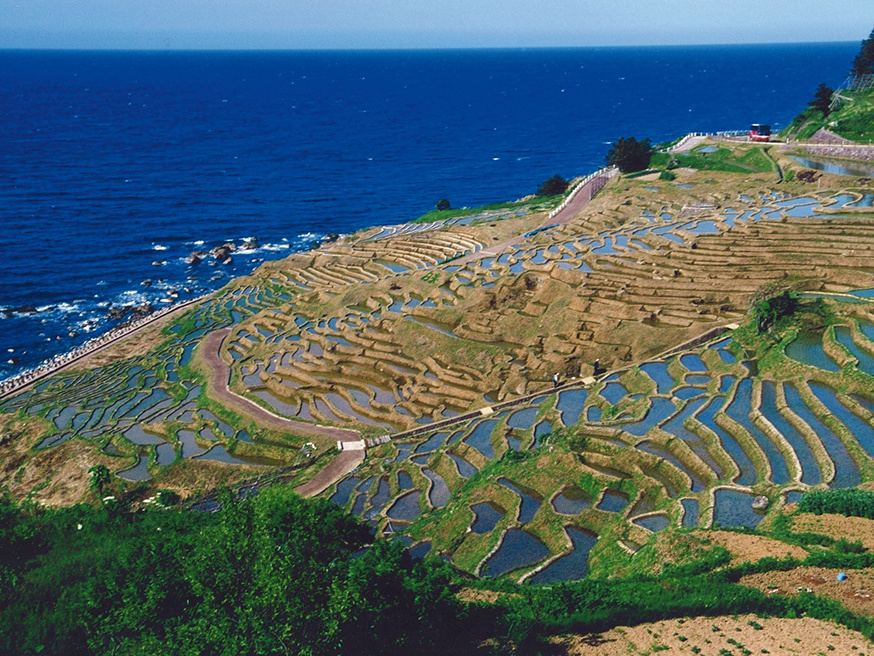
662, 133, 705, 152
662, 131, 748, 153
548, 166, 618, 220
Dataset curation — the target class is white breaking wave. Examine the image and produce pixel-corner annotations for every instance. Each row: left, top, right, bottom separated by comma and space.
36, 302, 82, 315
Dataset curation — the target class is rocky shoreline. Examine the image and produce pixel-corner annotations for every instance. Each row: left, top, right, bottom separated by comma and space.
0, 295, 206, 399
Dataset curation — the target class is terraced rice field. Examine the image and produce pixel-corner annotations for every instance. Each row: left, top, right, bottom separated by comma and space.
6, 156, 874, 582
320, 296, 874, 579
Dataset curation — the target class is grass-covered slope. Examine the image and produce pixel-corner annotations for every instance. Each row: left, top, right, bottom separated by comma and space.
782, 86, 874, 143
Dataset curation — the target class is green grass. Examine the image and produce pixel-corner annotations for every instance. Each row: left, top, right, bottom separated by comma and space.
650, 146, 774, 174
828, 87, 874, 143
782, 88, 874, 143
411, 195, 561, 224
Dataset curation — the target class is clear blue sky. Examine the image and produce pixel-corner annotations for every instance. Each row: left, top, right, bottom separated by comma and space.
1, 0, 872, 50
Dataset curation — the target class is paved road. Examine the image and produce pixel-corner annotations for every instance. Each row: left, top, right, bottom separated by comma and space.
671, 135, 707, 154
454, 169, 616, 266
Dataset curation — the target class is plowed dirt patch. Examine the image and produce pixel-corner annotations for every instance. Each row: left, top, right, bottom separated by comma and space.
551, 614, 872, 655
741, 566, 874, 617
793, 513, 874, 550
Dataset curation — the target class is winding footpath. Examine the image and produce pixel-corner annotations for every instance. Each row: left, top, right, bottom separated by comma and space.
201, 328, 365, 496
201, 170, 620, 495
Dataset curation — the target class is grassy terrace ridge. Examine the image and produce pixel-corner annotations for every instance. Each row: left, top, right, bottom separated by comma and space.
7, 136, 874, 652
410, 193, 563, 224
651, 143, 777, 173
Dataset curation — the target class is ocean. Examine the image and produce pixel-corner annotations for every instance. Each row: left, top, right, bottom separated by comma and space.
0, 43, 858, 378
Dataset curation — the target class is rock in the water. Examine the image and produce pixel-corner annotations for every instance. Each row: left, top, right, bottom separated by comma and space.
186, 252, 202, 265
131, 302, 155, 319
241, 238, 259, 250
752, 495, 769, 511
4, 305, 38, 317
210, 245, 233, 262
108, 307, 128, 320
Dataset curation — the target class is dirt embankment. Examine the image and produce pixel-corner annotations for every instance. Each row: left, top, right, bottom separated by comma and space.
792, 513, 874, 551
699, 530, 808, 566
551, 614, 872, 655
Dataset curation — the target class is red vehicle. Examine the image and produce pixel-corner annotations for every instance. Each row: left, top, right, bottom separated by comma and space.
749, 123, 771, 142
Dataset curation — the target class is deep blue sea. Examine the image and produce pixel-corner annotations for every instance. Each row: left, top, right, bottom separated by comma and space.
0, 43, 858, 378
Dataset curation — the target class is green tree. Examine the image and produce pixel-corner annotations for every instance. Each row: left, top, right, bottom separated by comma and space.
606, 137, 653, 173
852, 28, 874, 79
435, 198, 451, 211
87, 464, 110, 494
536, 174, 570, 196
753, 290, 799, 333
808, 82, 834, 117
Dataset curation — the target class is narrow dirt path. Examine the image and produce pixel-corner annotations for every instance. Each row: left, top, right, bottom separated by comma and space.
202, 328, 362, 442
293, 450, 365, 497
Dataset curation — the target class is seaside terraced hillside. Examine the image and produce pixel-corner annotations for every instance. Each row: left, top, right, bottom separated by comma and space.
9, 134, 874, 652
6, 139, 874, 596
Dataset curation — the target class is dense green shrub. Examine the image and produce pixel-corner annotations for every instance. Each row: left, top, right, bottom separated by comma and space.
536, 174, 570, 196
606, 137, 653, 173
808, 82, 835, 118
0, 489, 472, 656
798, 488, 874, 519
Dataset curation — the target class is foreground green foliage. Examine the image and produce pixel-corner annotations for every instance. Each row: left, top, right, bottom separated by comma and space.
7, 484, 874, 655
0, 490, 473, 656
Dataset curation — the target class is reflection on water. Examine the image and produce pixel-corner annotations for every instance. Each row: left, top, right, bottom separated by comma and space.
790, 155, 874, 177
713, 489, 764, 529
481, 529, 549, 578
528, 527, 597, 584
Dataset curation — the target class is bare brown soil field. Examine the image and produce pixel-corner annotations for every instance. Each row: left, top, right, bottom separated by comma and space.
741, 567, 874, 617
696, 530, 808, 566
0, 413, 117, 505
792, 513, 874, 551
550, 614, 873, 655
